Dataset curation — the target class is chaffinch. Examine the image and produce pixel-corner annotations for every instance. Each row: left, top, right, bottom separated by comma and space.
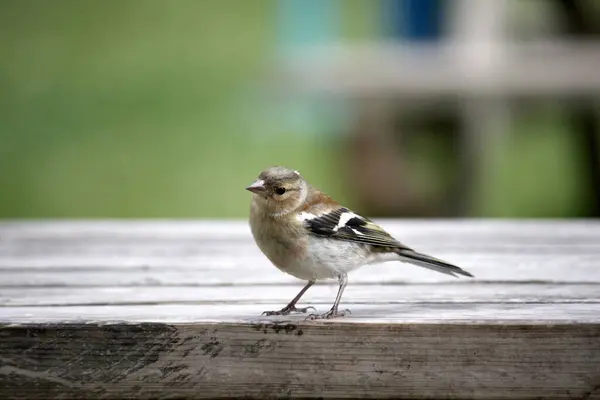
246, 166, 473, 319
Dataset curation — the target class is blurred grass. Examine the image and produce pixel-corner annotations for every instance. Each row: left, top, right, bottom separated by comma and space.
0, 0, 348, 218
0, 0, 593, 218
479, 107, 593, 218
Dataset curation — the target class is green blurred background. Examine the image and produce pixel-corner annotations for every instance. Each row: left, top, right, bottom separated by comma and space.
1, 0, 598, 218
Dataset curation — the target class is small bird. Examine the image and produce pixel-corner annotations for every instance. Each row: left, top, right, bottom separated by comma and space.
246, 166, 473, 319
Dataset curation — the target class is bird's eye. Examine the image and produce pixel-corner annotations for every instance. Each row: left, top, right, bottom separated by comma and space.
275, 187, 286, 195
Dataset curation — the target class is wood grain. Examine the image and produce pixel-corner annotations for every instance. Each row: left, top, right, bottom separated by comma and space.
0, 220, 599, 399
3, 283, 599, 307
1, 323, 599, 399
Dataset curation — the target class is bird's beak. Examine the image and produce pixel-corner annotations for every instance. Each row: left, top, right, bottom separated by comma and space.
246, 179, 266, 194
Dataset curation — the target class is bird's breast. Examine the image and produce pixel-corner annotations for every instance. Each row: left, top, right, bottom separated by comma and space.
249, 205, 308, 274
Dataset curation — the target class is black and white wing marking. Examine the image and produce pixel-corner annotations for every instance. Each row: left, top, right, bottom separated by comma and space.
300, 207, 411, 250
299, 207, 474, 278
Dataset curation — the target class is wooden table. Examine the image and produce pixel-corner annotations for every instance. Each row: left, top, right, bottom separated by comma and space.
1, 220, 599, 399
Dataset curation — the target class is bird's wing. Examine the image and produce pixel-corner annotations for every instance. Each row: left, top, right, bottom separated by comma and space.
299, 206, 412, 250
299, 205, 474, 277
297, 190, 474, 278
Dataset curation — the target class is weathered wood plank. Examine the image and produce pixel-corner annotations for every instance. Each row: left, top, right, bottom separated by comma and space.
1, 303, 599, 324
1, 220, 600, 286
1, 322, 599, 399
2, 255, 599, 286
1, 220, 599, 399
2, 283, 599, 307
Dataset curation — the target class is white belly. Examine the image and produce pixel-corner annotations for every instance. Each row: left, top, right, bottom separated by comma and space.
285, 237, 374, 281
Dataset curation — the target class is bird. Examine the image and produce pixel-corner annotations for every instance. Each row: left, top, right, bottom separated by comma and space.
246, 166, 473, 319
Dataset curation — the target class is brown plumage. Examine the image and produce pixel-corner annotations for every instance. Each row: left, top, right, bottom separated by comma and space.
246, 166, 474, 319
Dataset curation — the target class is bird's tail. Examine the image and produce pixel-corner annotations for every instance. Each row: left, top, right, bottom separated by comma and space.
395, 249, 474, 278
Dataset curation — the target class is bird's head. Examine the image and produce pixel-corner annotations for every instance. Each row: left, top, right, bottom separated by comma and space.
246, 166, 308, 216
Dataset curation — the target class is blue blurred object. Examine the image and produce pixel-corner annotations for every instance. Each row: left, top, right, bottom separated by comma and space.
385, 0, 444, 41
276, 0, 340, 54
272, 0, 348, 138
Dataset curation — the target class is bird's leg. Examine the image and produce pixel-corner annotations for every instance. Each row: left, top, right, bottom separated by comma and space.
262, 280, 316, 316
307, 274, 350, 320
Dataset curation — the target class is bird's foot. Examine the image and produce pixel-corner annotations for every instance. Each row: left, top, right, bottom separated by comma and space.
262, 305, 316, 317
306, 308, 351, 320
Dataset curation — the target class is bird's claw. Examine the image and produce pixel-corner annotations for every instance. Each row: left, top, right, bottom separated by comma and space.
262, 305, 316, 316
305, 308, 351, 320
